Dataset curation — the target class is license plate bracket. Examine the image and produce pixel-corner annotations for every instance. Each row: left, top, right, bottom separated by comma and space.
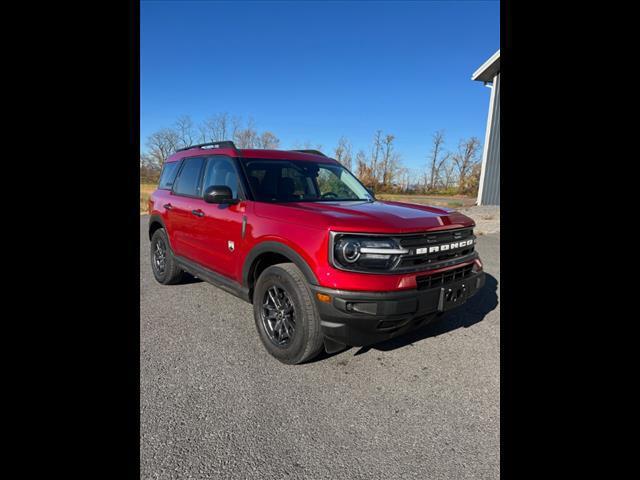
437, 280, 470, 312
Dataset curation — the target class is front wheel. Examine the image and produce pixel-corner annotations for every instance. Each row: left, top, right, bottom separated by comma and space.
253, 263, 324, 364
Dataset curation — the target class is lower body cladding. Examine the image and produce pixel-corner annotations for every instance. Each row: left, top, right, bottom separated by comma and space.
311, 271, 485, 351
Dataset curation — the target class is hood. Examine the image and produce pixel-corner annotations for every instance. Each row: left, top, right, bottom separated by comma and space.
254, 200, 475, 233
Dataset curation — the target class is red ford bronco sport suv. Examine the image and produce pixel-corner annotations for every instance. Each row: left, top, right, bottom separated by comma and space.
148, 141, 485, 364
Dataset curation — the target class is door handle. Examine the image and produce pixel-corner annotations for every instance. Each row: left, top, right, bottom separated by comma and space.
163, 203, 173, 210
191, 209, 205, 217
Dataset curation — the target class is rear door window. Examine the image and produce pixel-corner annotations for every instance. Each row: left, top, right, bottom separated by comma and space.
173, 157, 205, 197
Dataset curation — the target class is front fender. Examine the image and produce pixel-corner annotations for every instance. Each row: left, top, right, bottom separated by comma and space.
242, 240, 319, 288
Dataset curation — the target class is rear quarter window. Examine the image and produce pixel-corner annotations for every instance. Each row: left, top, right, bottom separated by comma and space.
158, 161, 180, 190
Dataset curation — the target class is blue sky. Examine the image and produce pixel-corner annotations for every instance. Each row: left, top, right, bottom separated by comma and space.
141, 0, 499, 170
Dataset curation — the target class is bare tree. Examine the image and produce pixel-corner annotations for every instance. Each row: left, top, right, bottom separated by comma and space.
370, 130, 383, 185
174, 115, 196, 148
199, 112, 232, 142
396, 166, 410, 192
146, 128, 180, 167
411, 167, 424, 192
442, 158, 457, 189
390, 152, 403, 190
230, 115, 243, 142
433, 151, 452, 190
380, 134, 396, 188
234, 117, 259, 148
140, 153, 161, 183
426, 130, 446, 191
453, 137, 481, 194
333, 136, 353, 169
140, 153, 152, 167
349, 132, 405, 192
465, 161, 482, 195
258, 131, 280, 149
355, 150, 374, 188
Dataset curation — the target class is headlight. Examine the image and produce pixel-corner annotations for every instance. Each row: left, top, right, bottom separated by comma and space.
337, 238, 361, 263
333, 235, 408, 271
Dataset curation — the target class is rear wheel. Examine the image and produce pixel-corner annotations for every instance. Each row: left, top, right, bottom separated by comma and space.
150, 228, 183, 285
253, 263, 324, 364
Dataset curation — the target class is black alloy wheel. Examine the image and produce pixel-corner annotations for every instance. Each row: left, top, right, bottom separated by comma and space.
261, 285, 297, 347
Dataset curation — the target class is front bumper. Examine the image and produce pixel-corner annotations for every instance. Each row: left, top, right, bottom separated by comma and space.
311, 271, 485, 347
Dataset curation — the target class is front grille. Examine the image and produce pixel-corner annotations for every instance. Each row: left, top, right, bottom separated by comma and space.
398, 247, 475, 268
416, 263, 474, 290
398, 228, 473, 248
397, 228, 475, 269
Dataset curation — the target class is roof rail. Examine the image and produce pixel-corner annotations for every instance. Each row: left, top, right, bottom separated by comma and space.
175, 141, 237, 153
290, 149, 327, 157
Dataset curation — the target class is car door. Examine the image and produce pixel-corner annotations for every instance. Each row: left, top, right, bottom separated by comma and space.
191, 155, 247, 280
167, 156, 207, 261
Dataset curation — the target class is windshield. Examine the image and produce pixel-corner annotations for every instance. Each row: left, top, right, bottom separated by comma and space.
240, 159, 373, 203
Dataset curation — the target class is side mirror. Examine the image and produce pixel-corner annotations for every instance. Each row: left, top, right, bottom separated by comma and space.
204, 185, 238, 204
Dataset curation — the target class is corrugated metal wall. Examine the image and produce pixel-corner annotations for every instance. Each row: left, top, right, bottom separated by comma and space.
480, 73, 500, 206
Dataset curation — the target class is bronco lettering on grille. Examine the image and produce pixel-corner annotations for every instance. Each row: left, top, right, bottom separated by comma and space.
415, 238, 475, 255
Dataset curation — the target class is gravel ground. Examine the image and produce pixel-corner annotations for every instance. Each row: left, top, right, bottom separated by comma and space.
459, 206, 500, 235
140, 216, 500, 479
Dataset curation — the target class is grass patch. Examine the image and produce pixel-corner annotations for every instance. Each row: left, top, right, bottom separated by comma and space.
378, 194, 475, 208
140, 183, 156, 214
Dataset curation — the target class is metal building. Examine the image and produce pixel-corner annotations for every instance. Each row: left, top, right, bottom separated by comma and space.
472, 50, 500, 206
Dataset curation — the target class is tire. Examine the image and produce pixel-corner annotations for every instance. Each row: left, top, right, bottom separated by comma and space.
253, 263, 324, 364
150, 228, 184, 285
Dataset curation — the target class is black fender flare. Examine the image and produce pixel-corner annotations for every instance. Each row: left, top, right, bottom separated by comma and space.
242, 241, 319, 288
147, 215, 176, 251
148, 214, 166, 239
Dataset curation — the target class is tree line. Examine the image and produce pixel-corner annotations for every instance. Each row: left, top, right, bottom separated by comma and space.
140, 114, 482, 196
